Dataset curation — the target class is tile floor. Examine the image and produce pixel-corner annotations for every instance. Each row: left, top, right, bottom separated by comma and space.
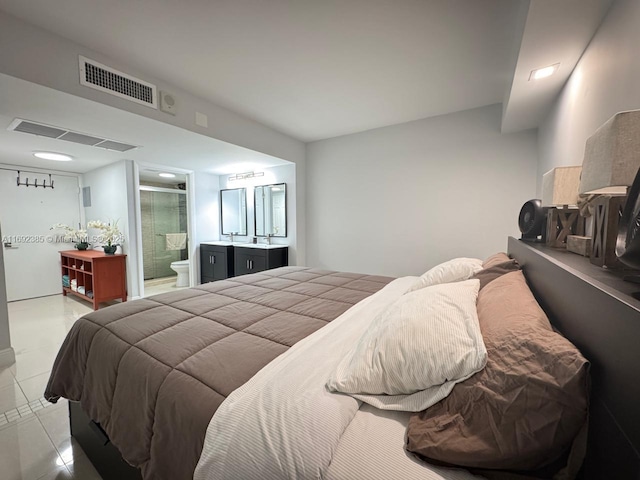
143, 276, 183, 297
0, 279, 188, 479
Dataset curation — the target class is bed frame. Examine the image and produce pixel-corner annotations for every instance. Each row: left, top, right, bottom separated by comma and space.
68, 238, 640, 479
69, 401, 141, 479
508, 237, 640, 479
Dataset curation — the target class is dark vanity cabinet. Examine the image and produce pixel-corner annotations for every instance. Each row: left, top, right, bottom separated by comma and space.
200, 244, 234, 283
234, 246, 288, 276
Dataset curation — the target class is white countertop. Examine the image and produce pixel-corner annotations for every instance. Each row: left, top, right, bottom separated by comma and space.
234, 243, 288, 250
201, 241, 287, 250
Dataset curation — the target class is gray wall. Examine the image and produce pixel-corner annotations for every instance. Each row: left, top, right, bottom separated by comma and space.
82, 160, 140, 297
218, 164, 297, 259
0, 10, 307, 265
0, 223, 14, 367
306, 104, 538, 276
538, 0, 640, 193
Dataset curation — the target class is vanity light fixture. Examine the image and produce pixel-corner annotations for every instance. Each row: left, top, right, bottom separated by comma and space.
529, 63, 560, 81
33, 151, 73, 161
158, 172, 176, 178
228, 171, 264, 182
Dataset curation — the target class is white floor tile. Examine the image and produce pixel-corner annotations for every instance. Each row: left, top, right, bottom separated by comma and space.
0, 415, 67, 480
19, 371, 52, 403
5, 295, 103, 479
36, 399, 68, 419
64, 450, 102, 480
8, 296, 92, 356
0, 382, 28, 414
143, 281, 188, 297
37, 403, 74, 455
0, 366, 17, 388
10, 346, 61, 382
36, 466, 73, 479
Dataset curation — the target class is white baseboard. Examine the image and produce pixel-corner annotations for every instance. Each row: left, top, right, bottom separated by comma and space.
0, 347, 15, 368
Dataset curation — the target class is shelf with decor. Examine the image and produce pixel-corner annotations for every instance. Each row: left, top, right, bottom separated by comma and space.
60, 250, 127, 310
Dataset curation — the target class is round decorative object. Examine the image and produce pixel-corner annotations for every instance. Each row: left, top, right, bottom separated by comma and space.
616, 168, 640, 271
75, 242, 89, 251
103, 245, 117, 255
518, 199, 546, 241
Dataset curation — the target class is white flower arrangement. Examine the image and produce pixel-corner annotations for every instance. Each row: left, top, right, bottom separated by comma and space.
50, 223, 88, 244
87, 219, 124, 247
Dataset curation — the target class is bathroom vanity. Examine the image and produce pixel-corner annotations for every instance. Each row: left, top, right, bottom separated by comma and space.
234, 244, 288, 276
200, 242, 287, 283
200, 243, 235, 283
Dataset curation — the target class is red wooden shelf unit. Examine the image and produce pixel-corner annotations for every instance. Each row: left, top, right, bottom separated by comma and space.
60, 250, 127, 310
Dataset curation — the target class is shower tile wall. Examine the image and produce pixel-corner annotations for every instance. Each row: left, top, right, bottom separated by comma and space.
141, 190, 187, 280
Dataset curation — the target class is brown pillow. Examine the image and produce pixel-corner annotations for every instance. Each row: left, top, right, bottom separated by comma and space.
471, 259, 520, 289
482, 252, 511, 268
405, 271, 589, 474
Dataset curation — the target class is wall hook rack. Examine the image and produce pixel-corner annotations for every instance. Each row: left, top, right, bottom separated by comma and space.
16, 171, 54, 189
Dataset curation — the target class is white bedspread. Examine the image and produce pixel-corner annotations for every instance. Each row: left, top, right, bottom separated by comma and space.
194, 276, 481, 480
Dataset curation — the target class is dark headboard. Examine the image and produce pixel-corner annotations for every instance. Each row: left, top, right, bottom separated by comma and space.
508, 237, 640, 479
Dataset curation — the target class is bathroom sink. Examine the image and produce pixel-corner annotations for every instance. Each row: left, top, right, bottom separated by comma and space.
233, 243, 287, 249
201, 241, 286, 249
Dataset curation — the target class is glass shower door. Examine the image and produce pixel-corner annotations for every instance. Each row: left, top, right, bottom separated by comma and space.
140, 190, 187, 280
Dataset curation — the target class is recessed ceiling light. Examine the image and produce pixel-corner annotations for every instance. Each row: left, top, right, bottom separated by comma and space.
158, 172, 176, 178
33, 152, 73, 161
529, 63, 560, 81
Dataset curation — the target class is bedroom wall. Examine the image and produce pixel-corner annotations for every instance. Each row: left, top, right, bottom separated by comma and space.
82, 160, 141, 298
218, 164, 298, 262
0, 222, 14, 368
0, 10, 307, 265
537, 0, 640, 193
193, 171, 220, 283
306, 104, 538, 277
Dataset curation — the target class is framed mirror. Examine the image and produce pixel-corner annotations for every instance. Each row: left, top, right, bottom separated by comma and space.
255, 183, 287, 237
220, 188, 247, 236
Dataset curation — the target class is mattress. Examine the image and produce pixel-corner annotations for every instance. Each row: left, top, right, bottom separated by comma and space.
194, 275, 481, 480
44, 266, 393, 480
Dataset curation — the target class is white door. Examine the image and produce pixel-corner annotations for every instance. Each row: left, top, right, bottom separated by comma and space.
0, 170, 82, 301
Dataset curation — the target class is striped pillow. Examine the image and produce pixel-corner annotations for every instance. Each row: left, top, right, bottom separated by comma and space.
406, 257, 483, 293
326, 279, 487, 411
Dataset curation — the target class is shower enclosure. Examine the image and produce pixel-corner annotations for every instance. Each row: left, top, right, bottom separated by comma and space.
140, 187, 188, 280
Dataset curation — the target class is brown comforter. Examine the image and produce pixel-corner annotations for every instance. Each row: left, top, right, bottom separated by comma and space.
45, 267, 393, 480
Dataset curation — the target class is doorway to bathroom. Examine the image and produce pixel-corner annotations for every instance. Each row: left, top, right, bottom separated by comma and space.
139, 171, 190, 296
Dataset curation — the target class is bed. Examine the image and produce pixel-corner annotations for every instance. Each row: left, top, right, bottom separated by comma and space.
45, 239, 640, 480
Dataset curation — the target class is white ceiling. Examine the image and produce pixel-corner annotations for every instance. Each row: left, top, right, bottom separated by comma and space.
0, 73, 291, 175
0, 0, 614, 154
502, 0, 614, 133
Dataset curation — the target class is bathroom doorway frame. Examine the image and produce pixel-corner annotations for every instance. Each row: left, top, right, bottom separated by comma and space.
133, 162, 197, 298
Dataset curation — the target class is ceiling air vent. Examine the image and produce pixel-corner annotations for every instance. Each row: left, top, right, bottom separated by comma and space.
7, 119, 139, 152
79, 55, 158, 109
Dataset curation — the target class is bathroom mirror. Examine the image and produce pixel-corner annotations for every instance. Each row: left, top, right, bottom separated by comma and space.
220, 188, 247, 236
255, 183, 287, 237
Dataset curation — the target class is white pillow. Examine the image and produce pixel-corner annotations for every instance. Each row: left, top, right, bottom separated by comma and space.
406, 257, 483, 293
326, 279, 486, 411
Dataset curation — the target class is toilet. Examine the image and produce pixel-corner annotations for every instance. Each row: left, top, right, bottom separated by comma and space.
170, 260, 190, 287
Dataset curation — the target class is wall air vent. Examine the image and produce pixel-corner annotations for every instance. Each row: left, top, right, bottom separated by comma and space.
79, 55, 158, 109
7, 119, 139, 152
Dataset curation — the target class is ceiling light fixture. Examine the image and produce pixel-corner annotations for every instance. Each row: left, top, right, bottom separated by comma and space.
33, 152, 73, 162
158, 172, 176, 178
529, 63, 560, 81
